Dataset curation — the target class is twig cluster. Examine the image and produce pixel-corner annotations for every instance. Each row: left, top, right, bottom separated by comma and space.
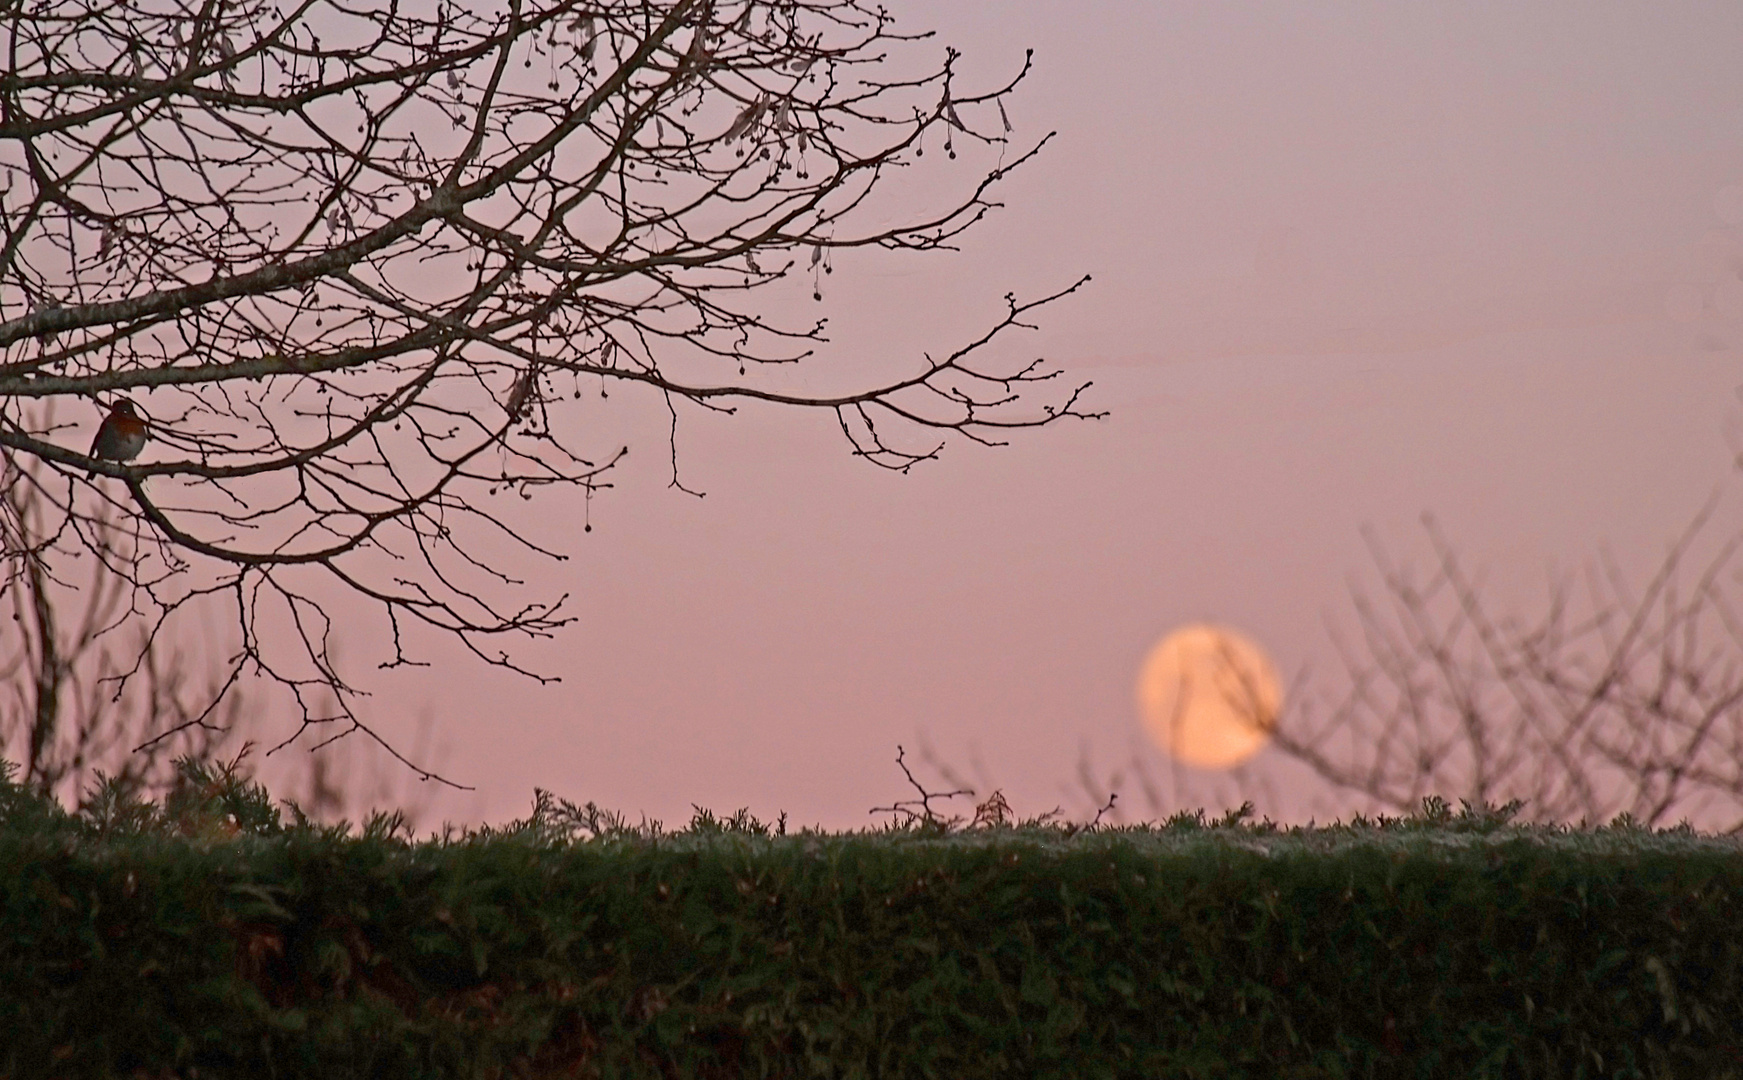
1064, 501, 1743, 832
1275, 503, 1743, 830
0, 460, 240, 803
0, 0, 1096, 761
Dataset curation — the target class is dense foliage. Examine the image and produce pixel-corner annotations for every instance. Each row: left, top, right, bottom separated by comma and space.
2, 761, 1740, 1078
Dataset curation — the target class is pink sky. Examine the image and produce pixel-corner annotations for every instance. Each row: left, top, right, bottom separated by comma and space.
280, 1, 1743, 830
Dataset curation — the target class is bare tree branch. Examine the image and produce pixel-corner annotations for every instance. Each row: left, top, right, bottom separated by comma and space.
1, 455, 240, 803
0, 0, 1097, 754
1269, 500, 1743, 831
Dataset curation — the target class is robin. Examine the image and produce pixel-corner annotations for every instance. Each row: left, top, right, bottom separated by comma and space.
88, 398, 148, 475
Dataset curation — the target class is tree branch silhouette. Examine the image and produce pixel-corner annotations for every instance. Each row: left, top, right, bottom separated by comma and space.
0, 0, 1098, 758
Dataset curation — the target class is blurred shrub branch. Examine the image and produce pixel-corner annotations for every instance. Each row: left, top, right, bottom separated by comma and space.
937, 498, 1743, 832
1, 453, 239, 804
4, 453, 442, 821
1271, 500, 1743, 830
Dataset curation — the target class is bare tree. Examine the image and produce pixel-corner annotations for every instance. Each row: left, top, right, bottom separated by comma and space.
4, 451, 450, 823
0, 0, 1095, 761
1270, 504, 1743, 831
1, 452, 239, 805
1052, 501, 1743, 832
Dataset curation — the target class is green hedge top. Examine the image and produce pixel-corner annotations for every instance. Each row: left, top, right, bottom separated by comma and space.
3, 760, 1741, 1079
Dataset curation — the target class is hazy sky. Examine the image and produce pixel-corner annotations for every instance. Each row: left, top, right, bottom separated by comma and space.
295, 1, 1743, 830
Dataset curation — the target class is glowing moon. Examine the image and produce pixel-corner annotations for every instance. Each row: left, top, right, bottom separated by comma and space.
1137, 624, 1281, 769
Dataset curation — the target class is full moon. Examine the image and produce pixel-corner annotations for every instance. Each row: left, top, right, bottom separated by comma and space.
1137, 624, 1281, 769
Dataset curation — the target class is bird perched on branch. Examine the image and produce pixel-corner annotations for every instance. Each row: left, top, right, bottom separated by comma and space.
88, 399, 148, 475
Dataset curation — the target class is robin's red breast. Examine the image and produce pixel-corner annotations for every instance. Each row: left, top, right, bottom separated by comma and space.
89, 399, 148, 473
